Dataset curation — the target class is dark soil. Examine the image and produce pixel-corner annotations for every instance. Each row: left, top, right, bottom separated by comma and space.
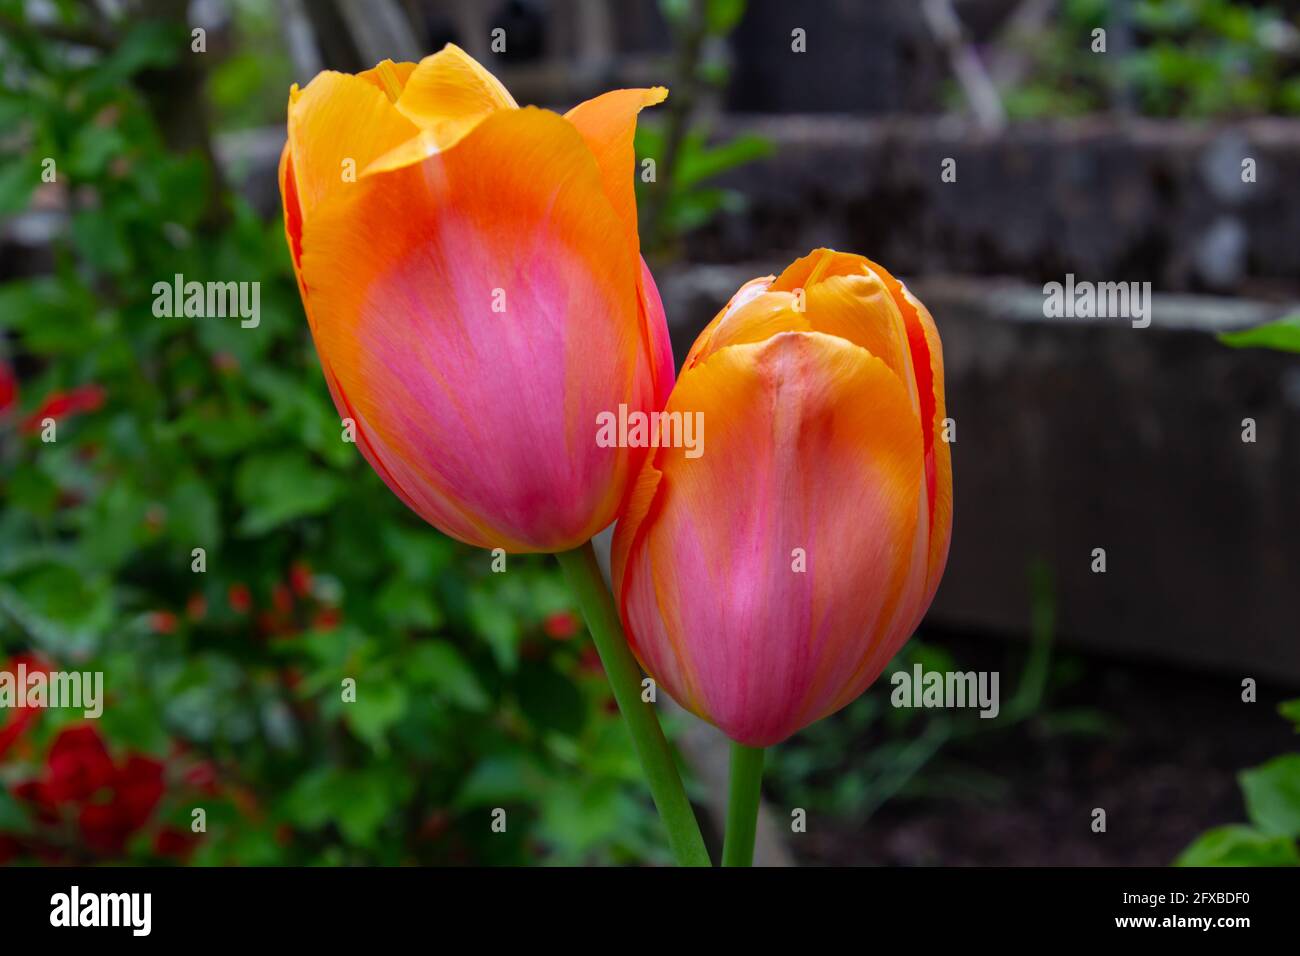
785, 631, 1298, 866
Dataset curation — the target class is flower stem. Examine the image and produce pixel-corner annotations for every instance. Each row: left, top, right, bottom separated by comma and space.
555, 541, 711, 867
722, 742, 765, 867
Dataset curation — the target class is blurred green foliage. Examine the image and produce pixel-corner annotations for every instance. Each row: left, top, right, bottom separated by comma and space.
1176, 701, 1300, 866
1218, 314, 1300, 353
636, 0, 772, 258
765, 564, 1101, 823
1002, 0, 1300, 120
207, 2, 295, 131
0, 1, 670, 865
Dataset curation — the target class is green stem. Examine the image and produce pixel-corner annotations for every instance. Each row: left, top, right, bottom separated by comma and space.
722, 742, 765, 867
555, 541, 711, 867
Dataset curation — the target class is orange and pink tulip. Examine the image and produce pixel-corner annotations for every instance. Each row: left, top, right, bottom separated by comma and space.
611, 249, 953, 747
279, 45, 673, 553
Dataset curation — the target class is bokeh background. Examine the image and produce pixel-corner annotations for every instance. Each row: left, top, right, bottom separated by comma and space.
1, 0, 1298, 866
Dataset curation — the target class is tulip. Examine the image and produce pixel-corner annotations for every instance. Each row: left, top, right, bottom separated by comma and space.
612, 248, 953, 749
280, 47, 711, 866
279, 45, 674, 553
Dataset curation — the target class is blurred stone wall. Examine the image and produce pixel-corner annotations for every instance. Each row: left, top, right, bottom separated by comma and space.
687, 115, 1300, 296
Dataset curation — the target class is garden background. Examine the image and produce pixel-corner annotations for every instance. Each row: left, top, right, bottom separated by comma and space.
1, 0, 1298, 866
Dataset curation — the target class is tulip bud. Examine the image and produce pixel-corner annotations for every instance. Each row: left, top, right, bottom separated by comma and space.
279, 46, 673, 552
611, 249, 953, 747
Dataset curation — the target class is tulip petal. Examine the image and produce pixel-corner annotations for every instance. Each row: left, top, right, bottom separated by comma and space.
286, 72, 418, 223
279, 143, 303, 272
682, 276, 775, 368
684, 272, 920, 417
769, 248, 871, 292
356, 59, 418, 96
637, 256, 677, 413
300, 106, 656, 552
564, 87, 667, 255
396, 43, 517, 129
361, 44, 518, 176
614, 331, 926, 746
864, 259, 953, 605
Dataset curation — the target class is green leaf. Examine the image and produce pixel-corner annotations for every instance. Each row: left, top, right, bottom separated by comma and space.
676, 132, 772, 190
407, 640, 490, 712
1175, 825, 1300, 867
375, 578, 443, 631
0, 789, 34, 836
343, 678, 408, 752
235, 450, 341, 536
0, 158, 39, 216
331, 770, 403, 844
381, 523, 456, 583
1280, 699, 1300, 733
282, 767, 403, 845
70, 209, 130, 275
86, 20, 181, 92
167, 478, 220, 553
457, 753, 546, 807
0, 562, 114, 657
78, 480, 149, 571
1240, 754, 1300, 838
704, 0, 746, 35
68, 122, 127, 179
468, 587, 521, 671
1218, 315, 1300, 354
537, 778, 628, 856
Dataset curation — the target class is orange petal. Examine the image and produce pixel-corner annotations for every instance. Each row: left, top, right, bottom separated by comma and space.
685, 263, 920, 416
770, 248, 872, 292
882, 270, 953, 604
278, 143, 303, 274
298, 106, 652, 552
682, 275, 776, 368
286, 72, 418, 222
356, 59, 418, 98
564, 87, 667, 255
360, 44, 517, 173
614, 332, 926, 744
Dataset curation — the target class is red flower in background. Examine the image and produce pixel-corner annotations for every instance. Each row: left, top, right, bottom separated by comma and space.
288, 561, 313, 598
311, 607, 341, 631
543, 611, 579, 640
21, 383, 105, 435
10, 724, 167, 858
271, 582, 293, 615
0, 358, 16, 415
148, 610, 178, 634
0, 654, 48, 759
227, 582, 252, 614
79, 753, 165, 855
45, 725, 116, 802
152, 826, 199, 862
